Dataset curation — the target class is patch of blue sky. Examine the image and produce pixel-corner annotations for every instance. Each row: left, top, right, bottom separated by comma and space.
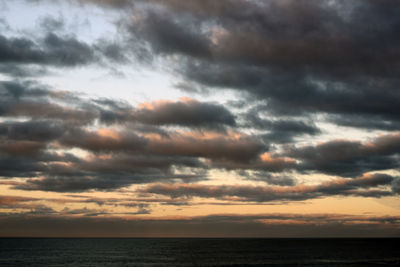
0, 0, 118, 43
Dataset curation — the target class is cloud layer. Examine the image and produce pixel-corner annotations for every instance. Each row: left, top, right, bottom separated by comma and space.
1, 0, 400, 237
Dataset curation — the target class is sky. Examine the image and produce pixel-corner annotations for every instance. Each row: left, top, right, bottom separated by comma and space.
0, 0, 400, 237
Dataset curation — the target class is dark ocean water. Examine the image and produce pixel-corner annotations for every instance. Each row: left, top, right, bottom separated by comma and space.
0, 238, 399, 266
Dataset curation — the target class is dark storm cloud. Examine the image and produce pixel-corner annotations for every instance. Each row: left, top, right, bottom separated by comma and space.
77, 0, 133, 8
58, 127, 267, 165
287, 133, 400, 176
80, 153, 205, 173
182, 60, 400, 121
1, 80, 398, 193
392, 179, 400, 194
95, 97, 237, 130
12, 169, 206, 192
118, 0, 400, 129
59, 127, 266, 165
140, 0, 400, 76
0, 152, 79, 178
42, 32, 95, 66
145, 132, 267, 164
19, 0, 400, 130
0, 123, 277, 191
15, 0, 400, 130
128, 10, 212, 59
26, 0, 134, 8
0, 81, 97, 125
0, 33, 94, 66
0, 80, 275, 192
0, 30, 132, 78
237, 171, 296, 186
94, 40, 130, 63
0, 194, 153, 213
0, 121, 64, 142
2, 148, 207, 192
0, 98, 212, 191
0, 213, 399, 237
0, 64, 48, 77
133, 98, 236, 129
1, 80, 237, 131
243, 108, 320, 143
13, 175, 139, 192
3, 0, 400, 196
141, 173, 397, 202
329, 114, 400, 131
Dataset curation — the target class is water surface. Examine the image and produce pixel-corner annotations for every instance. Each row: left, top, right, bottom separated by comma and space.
1, 238, 399, 266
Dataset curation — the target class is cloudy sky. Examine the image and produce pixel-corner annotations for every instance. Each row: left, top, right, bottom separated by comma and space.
1, 0, 400, 237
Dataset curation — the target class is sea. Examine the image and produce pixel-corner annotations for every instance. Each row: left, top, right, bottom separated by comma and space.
0, 238, 399, 266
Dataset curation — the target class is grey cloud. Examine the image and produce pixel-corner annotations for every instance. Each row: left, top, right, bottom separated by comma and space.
121, 0, 400, 130
60, 127, 267, 165
25, 0, 134, 8
128, 10, 212, 59
14, 176, 137, 192
146, 133, 266, 164
14, 0, 400, 132
237, 171, 296, 186
0, 30, 131, 78
12, 169, 206, 192
43, 33, 95, 66
330, 115, 400, 131
0, 81, 270, 192
133, 98, 236, 129
77, 0, 133, 8
141, 173, 397, 202
1, 81, 237, 130
0, 33, 93, 66
18, 0, 400, 133
243, 109, 320, 143
288, 133, 400, 176
0, 35, 45, 64
0, 64, 48, 77
38, 16, 65, 32
79, 153, 205, 173
0, 152, 79, 178
4, 150, 207, 192
0, 121, 64, 142
392, 179, 400, 194
0, 81, 97, 125
94, 41, 130, 63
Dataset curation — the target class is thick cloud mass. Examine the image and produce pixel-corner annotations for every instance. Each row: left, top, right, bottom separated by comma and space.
287, 133, 400, 176
1, 80, 399, 195
1, 0, 400, 238
123, 0, 400, 128
0, 81, 266, 191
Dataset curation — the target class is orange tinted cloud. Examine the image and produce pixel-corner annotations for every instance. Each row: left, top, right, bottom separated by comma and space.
140, 173, 396, 202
